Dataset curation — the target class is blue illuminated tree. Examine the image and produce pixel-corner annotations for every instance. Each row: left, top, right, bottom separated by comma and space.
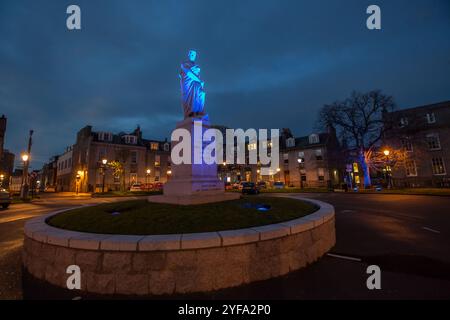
317, 90, 395, 188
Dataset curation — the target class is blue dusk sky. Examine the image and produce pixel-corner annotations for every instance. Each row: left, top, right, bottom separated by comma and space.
0, 0, 449, 168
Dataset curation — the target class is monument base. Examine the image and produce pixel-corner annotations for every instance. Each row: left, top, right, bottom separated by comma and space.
148, 116, 240, 205
148, 192, 240, 206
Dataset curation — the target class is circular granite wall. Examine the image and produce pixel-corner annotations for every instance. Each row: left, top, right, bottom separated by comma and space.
22, 197, 335, 296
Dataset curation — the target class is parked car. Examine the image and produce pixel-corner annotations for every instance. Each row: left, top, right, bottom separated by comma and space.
153, 182, 164, 190
130, 183, 143, 192
242, 182, 260, 195
0, 188, 12, 209
257, 181, 267, 189
224, 182, 233, 190
273, 181, 285, 189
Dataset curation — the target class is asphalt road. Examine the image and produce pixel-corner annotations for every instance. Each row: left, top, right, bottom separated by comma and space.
1, 193, 450, 299
0, 194, 144, 299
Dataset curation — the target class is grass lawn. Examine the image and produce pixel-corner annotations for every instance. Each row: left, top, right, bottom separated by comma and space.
91, 190, 162, 198
47, 196, 318, 235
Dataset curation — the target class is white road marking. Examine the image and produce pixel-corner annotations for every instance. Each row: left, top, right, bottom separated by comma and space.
326, 253, 362, 262
422, 227, 441, 234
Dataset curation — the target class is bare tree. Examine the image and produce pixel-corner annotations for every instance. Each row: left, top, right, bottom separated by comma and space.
317, 90, 395, 188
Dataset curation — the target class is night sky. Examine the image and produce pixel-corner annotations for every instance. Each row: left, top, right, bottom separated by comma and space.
1, 0, 449, 169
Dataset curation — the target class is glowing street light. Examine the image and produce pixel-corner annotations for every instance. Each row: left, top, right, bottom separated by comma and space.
102, 158, 108, 165
146, 169, 151, 191
383, 149, 390, 156
21, 153, 29, 162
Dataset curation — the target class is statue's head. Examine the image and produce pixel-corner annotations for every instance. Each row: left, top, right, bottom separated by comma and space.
188, 50, 197, 62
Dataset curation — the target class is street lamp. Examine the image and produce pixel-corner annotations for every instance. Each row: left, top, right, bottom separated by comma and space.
21, 152, 30, 199
383, 149, 392, 189
101, 159, 107, 193
146, 169, 151, 191
297, 158, 304, 189
76, 170, 83, 195
0, 174, 4, 188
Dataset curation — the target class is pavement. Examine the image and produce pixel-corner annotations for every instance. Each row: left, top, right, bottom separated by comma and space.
1, 192, 450, 299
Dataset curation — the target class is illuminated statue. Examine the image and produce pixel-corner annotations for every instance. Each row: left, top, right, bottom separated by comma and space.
180, 50, 206, 118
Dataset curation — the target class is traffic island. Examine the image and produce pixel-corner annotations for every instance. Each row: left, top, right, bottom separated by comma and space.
22, 196, 335, 296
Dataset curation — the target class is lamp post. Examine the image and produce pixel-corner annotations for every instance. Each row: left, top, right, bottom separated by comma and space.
20, 152, 29, 199
20, 130, 34, 200
297, 158, 304, 189
146, 169, 151, 191
76, 170, 82, 195
0, 174, 4, 188
101, 158, 107, 193
383, 149, 391, 189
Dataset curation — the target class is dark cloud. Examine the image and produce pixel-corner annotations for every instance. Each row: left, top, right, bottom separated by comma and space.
1, 0, 449, 168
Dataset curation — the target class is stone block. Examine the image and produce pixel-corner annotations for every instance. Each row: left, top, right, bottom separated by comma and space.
115, 274, 148, 295
251, 224, 290, 241
181, 232, 221, 249
75, 250, 102, 272
138, 234, 181, 251
149, 270, 175, 295
102, 252, 132, 273
86, 272, 115, 295
100, 235, 144, 251
219, 228, 259, 246
69, 234, 108, 250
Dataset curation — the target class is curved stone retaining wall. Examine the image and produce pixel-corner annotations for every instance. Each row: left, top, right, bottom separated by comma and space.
22, 197, 335, 296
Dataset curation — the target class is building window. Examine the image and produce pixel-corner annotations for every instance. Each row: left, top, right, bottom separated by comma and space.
163, 143, 170, 152
315, 149, 323, 161
309, 134, 319, 144
426, 113, 436, 124
98, 132, 113, 142
248, 142, 257, 151
426, 133, 441, 150
124, 135, 137, 145
401, 137, 413, 152
130, 151, 137, 164
399, 117, 408, 127
405, 160, 417, 177
286, 137, 295, 148
431, 158, 446, 175
318, 168, 325, 181
155, 155, 161, 167
150, 142, 159, 151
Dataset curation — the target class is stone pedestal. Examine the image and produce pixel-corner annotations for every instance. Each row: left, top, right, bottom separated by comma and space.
149, 116, 240, 205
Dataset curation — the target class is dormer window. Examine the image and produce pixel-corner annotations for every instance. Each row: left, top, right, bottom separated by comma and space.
163, 143, 170, 152
309, 134, 319, 144
98, 132, 112, 142
286, 137, 295, 148
124, 135, 137, 145
426, 113, 436, 124
150, 142, 159, 151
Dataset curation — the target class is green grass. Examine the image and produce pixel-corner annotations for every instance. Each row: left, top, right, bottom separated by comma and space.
260, 187, 330, 193
47, 196, 318, 235
91, 190, 163, 198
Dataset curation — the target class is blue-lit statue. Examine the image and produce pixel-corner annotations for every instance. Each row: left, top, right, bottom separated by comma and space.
180, 50, 206, 119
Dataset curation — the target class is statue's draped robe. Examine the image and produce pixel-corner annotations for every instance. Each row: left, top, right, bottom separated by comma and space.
180, 61, 206, 118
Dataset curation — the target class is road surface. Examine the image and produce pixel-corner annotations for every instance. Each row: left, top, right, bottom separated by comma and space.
1, 192, 449, 299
